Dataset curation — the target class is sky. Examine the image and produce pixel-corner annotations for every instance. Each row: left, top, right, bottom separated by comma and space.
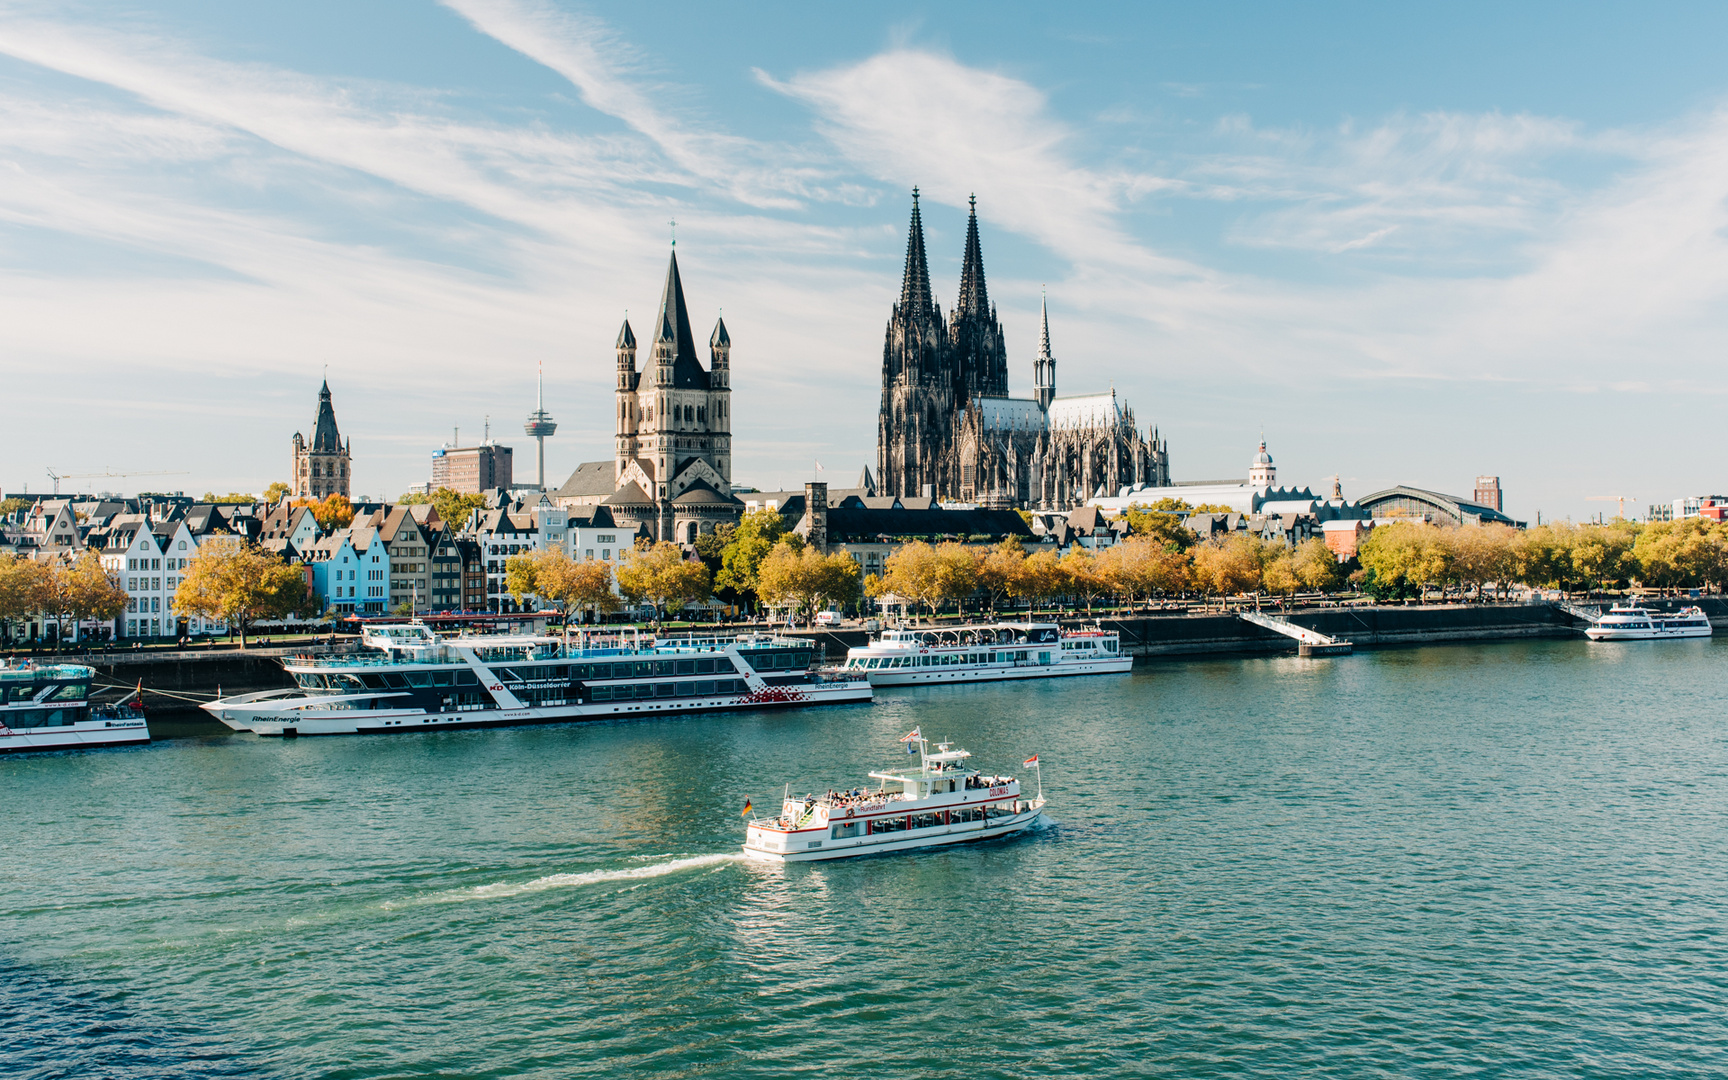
4, 1, 1728, 522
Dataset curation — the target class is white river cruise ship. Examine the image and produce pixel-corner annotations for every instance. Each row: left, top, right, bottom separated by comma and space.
742, 730, 1045, 862
0, 660, 149, 754
203, 623, 871, 737
837, 621, 1132, 686
1584, 604, 1714, 641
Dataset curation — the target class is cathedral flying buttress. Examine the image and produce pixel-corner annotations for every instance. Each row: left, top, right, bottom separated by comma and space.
877, 191, 1169, 510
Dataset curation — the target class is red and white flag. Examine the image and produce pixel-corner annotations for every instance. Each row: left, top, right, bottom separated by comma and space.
1023, 754, 1039, 767
899, 727, 921, 743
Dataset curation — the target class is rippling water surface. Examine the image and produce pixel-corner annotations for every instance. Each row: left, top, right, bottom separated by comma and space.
6, 638, 1728, 1078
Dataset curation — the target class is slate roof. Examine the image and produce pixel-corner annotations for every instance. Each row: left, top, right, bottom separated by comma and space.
603, 481, 653, 507
823, 507, 1033, 544
671, 480, 743, 506
556, 460, 616, 500
312, 380, 342, 452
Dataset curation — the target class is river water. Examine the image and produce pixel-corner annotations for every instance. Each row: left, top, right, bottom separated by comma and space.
5, 638, 1727, 1078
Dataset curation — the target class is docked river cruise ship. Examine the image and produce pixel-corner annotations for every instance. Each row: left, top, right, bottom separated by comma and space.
0, 660, 148, 754
204, 624, 871, 737
1584, 604, 1714, 641
742, 730, 1045, 862
838, 622, 1132, 686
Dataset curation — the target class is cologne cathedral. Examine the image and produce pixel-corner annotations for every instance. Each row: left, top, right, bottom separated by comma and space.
877, 192, 1169, 510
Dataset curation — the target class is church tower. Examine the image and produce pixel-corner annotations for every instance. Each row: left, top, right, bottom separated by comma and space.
612, 249, 735, 541
948, 195, 1009, 402
1249, 440, 1277, 488
291, 380, 351, 500
878, 189, 953, 498
1034, 295, 1057, 410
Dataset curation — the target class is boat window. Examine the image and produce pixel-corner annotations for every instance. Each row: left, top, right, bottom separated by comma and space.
654, 660, 676, 677
654, 683, 675, 698
695, 658, 716, 675
454, 671, 479, 687
404, 672, 433, 688
675, 681, 694, 696
696, 681, 715, 695
297, 673, 327, 690
380, 673, 408, 689
51, 683, 89, 701
359, 673, 387, 689
675, 660, 696, 675
432, 670, 455, 686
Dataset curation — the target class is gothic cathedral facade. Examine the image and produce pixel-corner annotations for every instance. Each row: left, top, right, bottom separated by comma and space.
877, 192, 1169, 510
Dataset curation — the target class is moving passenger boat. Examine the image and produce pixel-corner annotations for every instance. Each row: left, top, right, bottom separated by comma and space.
0, 660, 149, 754
203, 622, 871, 737
1584, 604, 1713, 641
837, 621, 1132, 686
742, 729, 1045, 862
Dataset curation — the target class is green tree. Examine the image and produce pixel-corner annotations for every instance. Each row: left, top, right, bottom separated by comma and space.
716, 509, 793, 609
201, 492, 258, 505
0, 496, 32, 518
506, 549, 621, 622
1123, 500, 1196, 553
617, 542, 712, 622
174, 543, 314, 646
264, 481, 292, 504
1359, 522, 1453, 600
1571, 521, 1639, 591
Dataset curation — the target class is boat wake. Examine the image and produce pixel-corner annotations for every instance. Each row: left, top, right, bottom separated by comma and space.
384, 853, 744, 909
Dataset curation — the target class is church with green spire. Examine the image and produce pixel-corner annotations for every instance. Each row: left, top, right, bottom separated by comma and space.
878, 191, 1169, 510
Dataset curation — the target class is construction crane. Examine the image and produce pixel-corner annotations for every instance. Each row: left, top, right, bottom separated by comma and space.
1586, 495, 1635, 521
46, 468, 189, 496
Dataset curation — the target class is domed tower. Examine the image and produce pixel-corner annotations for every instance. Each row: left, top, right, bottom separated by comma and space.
1249, 439, 1276, 489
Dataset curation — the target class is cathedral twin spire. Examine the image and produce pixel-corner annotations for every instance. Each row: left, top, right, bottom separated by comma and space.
888, 189, 1008, 400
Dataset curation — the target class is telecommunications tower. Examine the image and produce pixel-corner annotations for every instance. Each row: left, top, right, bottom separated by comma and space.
523, 361, 557, 490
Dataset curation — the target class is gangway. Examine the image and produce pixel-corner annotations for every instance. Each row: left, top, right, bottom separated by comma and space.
1552, 600, 1601, 625
1237, 610, 1353, 656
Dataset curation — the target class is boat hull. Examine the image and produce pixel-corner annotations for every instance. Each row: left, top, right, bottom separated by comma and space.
865, 656, 1132, 686
0, 718, 150, 754
1584, 626, 1712, 641
205, 681, 874, 737
743, 806, 1044, 862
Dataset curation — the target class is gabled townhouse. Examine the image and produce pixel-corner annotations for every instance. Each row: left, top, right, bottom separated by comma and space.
474, 507, 538, 613
260, 504, 323, 551
304, 528, 390, 616
369, 506, 437, 614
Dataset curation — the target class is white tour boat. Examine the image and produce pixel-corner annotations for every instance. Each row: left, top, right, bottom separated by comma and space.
0, 660, 149, 754
742, 729, 1045, 862
1584, 604, 1713, 641
836, 621, 1132, 686
203, 622, 871, 737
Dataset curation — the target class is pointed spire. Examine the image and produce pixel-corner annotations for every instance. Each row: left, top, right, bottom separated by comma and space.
710, 314, 730, 348
1038, 292, 1053, 360
898, 187, 935, 316
956, 193, 989, 317
615, 318, 636, 349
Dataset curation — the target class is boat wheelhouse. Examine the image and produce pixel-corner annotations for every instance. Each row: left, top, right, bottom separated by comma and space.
837, 621, 1132, 686
203, 622, 871, 737
743, 731, 1045, 862
0, 661, 149, 754
1584, 604, 1713, 641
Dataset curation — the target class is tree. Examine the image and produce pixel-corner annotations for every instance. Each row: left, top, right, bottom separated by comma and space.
877, 541, 942, 621
1448, 525, 1515, 599
1, 496, 32, 518
1190, 535, 1266, 599
1058, 549, 1109, 614
174, 543, 313, 646
1262, 549, 1300, 598
1009, 549, 1070, 613
264, 481, 292, 504
1359, 522, 1452, 600
975, 538, 1027, 612
716, 509, 792, 609
1098, 536, 1191, 607
55, 550, 128, 644
202, 492, 258, 505
1123, 500, 1197, 553
756, 542, 861, 623
293, 493, 355, 532
506, 549, 622, 622
432, 488, 488, 531
931, 542, 980, 617
1571, 522, 1639, 592
1292, 537, 1345, 594
617, 541, 712, 622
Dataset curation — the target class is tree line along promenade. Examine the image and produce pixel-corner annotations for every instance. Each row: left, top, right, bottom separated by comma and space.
5, 478, 1728, 657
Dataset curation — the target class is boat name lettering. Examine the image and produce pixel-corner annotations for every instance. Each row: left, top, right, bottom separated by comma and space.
990, 785, 1009, 796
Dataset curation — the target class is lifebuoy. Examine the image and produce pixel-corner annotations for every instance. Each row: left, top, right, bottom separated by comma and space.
846, 807, 855, 818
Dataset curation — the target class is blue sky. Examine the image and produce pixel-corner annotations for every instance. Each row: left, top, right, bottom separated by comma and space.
5, 1, 1728, 520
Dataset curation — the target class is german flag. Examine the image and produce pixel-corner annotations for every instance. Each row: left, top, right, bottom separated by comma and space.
740, 799, 753, 818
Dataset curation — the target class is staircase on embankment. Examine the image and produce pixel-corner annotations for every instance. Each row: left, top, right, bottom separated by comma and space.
1236, 610, 1354, 656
